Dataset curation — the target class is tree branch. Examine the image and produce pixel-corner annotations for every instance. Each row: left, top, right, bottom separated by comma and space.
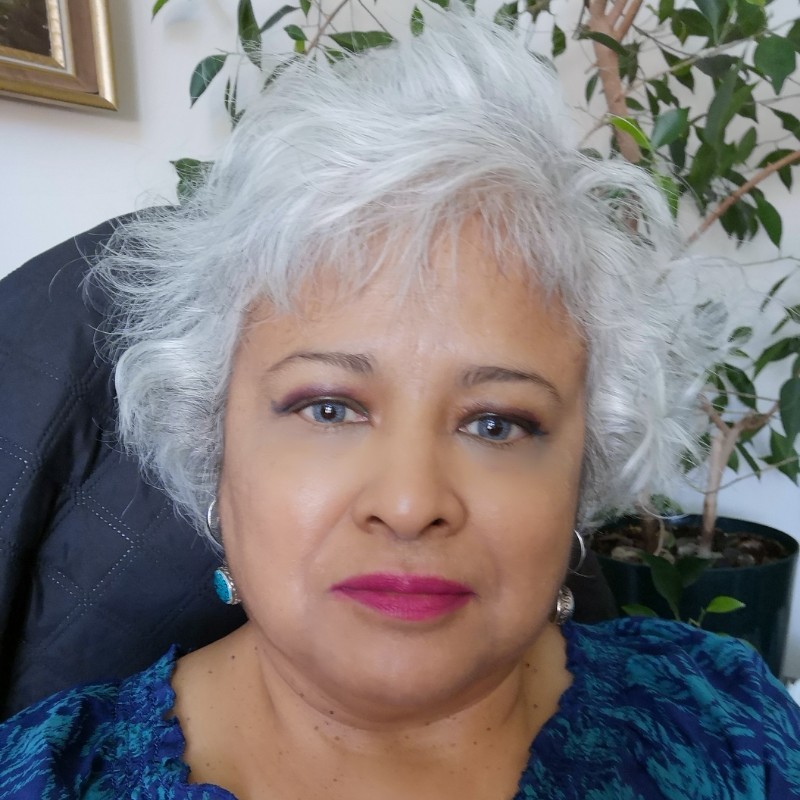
306, 0, 349, 55
688, 149, 800, 244
587, 0, 643, 163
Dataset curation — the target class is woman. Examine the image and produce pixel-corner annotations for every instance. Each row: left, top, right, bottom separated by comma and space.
1, 8, 798, 799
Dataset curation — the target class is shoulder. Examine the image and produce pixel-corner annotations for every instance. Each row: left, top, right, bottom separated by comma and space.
0, 647, 183, 799
568, 617, 798, 718
559, 619, 800, 797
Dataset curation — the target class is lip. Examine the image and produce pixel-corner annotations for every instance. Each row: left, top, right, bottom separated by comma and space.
330, 573, 474, 621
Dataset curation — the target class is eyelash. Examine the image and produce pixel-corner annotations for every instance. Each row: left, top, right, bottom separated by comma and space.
273, 395, 546, 445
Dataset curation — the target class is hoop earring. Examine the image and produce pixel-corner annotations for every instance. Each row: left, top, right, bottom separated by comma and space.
206, 498, 219, 539
213, 564, 241, 605
570, 528, 587, 574
552, 585, 574, 625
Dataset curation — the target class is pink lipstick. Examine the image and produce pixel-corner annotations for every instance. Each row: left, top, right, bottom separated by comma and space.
331, 573, 474, 621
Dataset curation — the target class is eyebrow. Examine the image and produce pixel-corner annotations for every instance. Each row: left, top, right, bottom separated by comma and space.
266, 351, 375, 375
460, 365, 562, 402
266, 350, 561, 402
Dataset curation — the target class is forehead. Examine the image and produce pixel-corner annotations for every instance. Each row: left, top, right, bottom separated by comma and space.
242, 221, 586, 386
254, 217, 580, 335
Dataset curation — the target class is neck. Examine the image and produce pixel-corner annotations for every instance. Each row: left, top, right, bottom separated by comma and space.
173, 622, 570, 800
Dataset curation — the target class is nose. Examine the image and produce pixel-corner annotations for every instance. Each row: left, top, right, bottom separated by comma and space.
351, 430, 467, 541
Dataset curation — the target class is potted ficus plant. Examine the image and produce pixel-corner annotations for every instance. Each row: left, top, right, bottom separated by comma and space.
151, 0, 800, 672
594, 303, 800, 675
568, 0, 800, 677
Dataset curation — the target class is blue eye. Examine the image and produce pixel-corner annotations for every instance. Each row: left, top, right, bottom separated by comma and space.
462, 413, 541, 443
312, 401, 346, 423
297, 399, 366, 425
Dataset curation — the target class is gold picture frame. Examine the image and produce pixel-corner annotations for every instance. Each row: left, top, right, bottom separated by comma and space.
0, 0, 116, 110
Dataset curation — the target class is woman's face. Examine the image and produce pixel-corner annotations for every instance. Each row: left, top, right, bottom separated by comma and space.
218, 224, 587, 720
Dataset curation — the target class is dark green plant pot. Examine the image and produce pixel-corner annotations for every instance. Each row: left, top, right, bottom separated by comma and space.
596, 516, 798, 677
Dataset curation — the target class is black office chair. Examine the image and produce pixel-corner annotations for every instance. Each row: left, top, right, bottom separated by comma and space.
0, 216, 615, 720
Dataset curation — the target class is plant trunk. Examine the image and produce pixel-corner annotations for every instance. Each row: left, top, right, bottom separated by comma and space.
701, 426, 738, 556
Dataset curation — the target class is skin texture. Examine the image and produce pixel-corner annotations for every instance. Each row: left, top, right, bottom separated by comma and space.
172, 222, 588, 800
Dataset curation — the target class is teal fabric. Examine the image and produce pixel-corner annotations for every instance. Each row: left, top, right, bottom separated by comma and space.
1, 618, 798, 799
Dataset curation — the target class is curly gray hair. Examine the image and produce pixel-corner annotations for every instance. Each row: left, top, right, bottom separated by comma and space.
91, 7, 715, 544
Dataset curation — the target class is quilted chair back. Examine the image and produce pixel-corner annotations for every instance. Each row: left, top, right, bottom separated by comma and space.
0, 219, 245, 720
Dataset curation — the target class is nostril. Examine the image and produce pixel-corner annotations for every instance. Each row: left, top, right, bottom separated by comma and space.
430, 518, 446, 528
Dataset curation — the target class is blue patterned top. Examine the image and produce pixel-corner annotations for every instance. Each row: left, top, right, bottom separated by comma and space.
1, 618, 798, 799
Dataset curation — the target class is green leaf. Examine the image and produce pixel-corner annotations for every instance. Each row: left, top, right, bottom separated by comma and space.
640, 553, 682, 619
726, 2, 766, 41
585, 73, 599, 103
693, 0, 724, 43
658, 0, 674, 22
238, 0, 261, 67
760, 275, 789, 312
654, 173, 680, 217
671, 8, 713, 43
696, 54, 737, 78
736, 441, 761, 476
650, 108, 689, 149
736, 127, 757, 163
189, 54, 227, 107
754, 36, 796, 93
650, 494, 684, 516
152, 0, 171, 18
785, 305, 800, 325
658, 0, 688, 23
300, 0, 310, 14
328, 31, 394, 52
772, 109, 800, 142
608, 115, 651, 150
411, 6, 424, 36
675, 555, 711, 588
493, 2, 518, 29
786, 19, 800, 52
259, 5, 297, 33
758, 148, 795, 191
284, 23, 306, 42
729, 326, 753, 344
171, 158, 213, 202
657, 48, 694, 89
780, 378, 800, 445
754, 337, 800, 375
648, 77, 679, 108
720, 200, 757, 243
577, 28, 629, 57
429, 0, 449, 6
765, 430, 800, 481
622, 604, 659, 618
754, 193, 782, 247
705, 596, 746, 614
223, 77, 242, 128
703, 70, 739, 148
263, 55, 299, 90
552, 24, 566, 58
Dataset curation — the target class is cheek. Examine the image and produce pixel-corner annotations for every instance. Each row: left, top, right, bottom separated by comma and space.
469, 443, 583, 588
217, 443, 357, 598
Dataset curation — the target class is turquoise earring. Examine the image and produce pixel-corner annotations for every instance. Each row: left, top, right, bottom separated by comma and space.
206, 499, 241, 605
213, 564, 241, 605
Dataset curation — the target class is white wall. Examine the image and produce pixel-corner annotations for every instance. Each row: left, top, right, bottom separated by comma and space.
2, 0, 799, 674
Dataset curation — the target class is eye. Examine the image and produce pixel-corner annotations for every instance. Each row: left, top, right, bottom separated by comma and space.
461, 413, 542, 443
296, 398, 367, 425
